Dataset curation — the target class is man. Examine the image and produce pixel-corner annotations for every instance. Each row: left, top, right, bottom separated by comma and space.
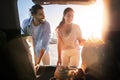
22, 4, 51, 69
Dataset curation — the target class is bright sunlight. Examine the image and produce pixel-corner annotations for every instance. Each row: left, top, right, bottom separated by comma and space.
73, 0, 104, 40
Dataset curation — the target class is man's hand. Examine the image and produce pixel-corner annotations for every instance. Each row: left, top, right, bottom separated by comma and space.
35, 64, 40, 72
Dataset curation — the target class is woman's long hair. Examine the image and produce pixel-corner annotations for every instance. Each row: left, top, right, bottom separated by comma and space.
56, 7, 74, 29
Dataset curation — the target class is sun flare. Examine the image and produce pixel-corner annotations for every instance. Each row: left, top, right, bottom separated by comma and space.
75, 0, 104, 68
73, 0, 104, 41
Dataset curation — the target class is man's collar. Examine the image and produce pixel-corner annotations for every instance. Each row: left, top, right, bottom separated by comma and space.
28, 16, 33, 26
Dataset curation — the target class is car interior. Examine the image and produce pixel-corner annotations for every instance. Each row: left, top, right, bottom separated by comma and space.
0, 0, 120, 80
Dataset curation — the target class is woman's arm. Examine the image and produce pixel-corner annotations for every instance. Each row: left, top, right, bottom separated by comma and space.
76, 25, 85, 46
57, 38, 62, 66
56, 29, 63, 66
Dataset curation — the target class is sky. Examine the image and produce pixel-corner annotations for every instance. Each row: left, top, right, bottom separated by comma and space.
17, 0, 104, 39
17, 0, 34, 25
17, 0, 90, 33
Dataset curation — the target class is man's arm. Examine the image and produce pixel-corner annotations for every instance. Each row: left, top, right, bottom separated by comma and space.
36, 22, 51, 65
35, 48, 45, 65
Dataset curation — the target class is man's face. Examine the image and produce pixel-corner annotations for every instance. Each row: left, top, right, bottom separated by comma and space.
33, 9, 45, 23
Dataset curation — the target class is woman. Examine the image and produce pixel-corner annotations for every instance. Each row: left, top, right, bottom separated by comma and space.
56, 7, 85, 67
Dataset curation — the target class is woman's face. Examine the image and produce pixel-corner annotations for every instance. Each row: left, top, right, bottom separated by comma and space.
64, 11, 74, 24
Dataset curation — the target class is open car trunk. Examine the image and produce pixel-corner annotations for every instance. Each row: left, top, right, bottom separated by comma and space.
1, 0, 120, 80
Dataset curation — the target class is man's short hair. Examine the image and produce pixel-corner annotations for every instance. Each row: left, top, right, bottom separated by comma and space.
30, 4, 43, 15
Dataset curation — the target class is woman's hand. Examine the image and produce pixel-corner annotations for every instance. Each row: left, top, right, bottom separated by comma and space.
80, 39, 86, 46
57, 59, 62, 66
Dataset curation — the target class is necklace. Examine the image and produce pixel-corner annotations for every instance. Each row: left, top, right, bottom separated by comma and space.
60, 23, 72, 41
